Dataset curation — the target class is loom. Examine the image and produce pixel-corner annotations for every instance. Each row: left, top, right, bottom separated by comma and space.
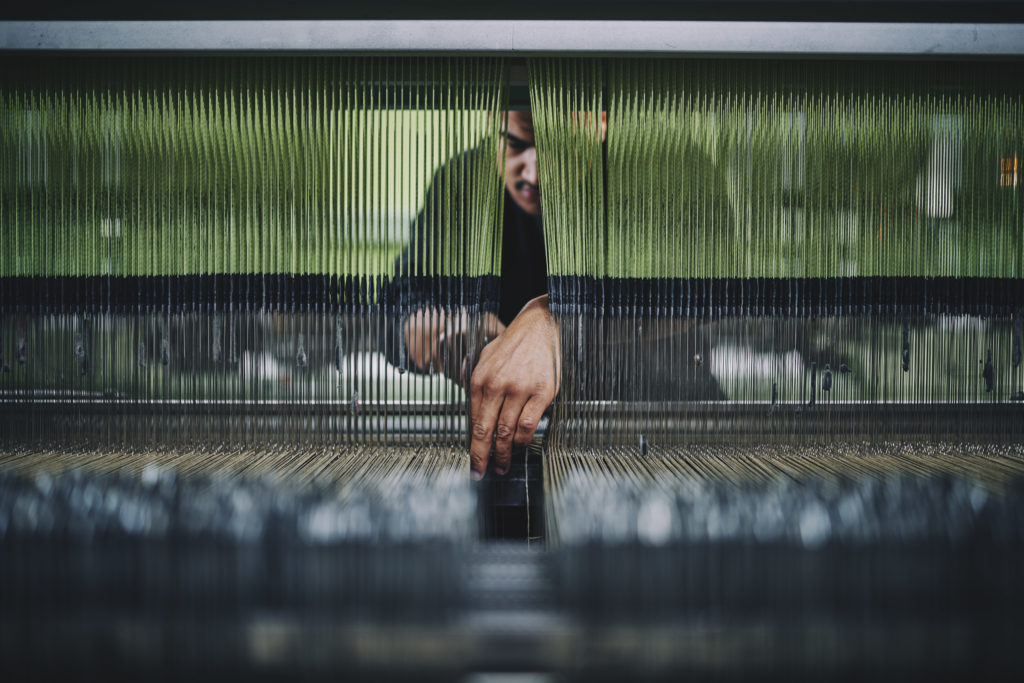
2, 3, 1024, 680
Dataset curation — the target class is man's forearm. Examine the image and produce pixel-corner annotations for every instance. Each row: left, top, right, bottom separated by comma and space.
403, 308, 506, 377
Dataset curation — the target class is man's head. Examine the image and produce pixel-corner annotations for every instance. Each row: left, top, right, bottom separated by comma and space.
498, 111, 540, 216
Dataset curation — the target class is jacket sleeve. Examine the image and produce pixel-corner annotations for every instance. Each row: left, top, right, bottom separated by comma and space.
379, 165, 448, 371
378, 147, 487, 371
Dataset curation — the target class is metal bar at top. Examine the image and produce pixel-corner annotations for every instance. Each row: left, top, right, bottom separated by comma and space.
1, 20, 1023, 57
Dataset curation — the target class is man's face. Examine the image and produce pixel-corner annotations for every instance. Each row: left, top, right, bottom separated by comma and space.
498, 111, 540, 216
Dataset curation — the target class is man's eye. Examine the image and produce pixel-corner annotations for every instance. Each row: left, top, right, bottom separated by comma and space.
507, 140, 529, 153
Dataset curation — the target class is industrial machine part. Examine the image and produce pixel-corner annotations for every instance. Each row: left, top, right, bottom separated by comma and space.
2, 3, 1023, 679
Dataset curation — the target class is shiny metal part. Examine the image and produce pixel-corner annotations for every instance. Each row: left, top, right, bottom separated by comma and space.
2, 20, 1023, 57
0, 395, 465, 416
5, 395, 1020, 440
555, 400, 1024, 439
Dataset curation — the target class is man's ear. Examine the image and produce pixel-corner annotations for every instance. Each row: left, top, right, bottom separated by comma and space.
600, 111, 608, 143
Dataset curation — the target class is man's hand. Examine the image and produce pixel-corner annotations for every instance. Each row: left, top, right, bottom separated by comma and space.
404, 309, 504, 378
469, 295, 560, 479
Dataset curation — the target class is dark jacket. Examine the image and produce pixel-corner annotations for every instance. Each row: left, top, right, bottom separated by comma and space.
382, 146, 546, 370
381, 142, 724, 401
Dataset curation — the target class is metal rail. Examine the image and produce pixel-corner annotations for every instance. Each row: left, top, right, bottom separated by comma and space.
2, 396, 1021, 413
3, 395, 1021, 410
2, 20, 1023, 56
3, 397, 1021, 440
0, 395, 467, 416
553, 400, 1024, 439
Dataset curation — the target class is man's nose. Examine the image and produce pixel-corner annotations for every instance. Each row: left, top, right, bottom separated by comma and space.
521, 147, 538, 185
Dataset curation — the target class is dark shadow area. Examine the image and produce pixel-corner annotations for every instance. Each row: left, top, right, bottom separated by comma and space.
478, 446, 545, 542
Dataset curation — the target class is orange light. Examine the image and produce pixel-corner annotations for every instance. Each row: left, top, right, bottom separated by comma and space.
999, 154, 1019, 188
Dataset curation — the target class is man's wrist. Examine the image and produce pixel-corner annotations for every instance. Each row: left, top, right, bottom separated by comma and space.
518, 294, 550, 317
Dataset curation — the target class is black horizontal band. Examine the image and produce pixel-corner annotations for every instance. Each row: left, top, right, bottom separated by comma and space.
548, 276, 1024, 317
0, 274, 501, 314
1, 275, 1020, 317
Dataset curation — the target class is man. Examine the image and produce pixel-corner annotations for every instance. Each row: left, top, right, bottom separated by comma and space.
388, 109, 725, 480
388, 111, 560, 481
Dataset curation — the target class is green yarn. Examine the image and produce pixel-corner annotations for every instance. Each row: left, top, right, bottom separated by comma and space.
0, 57, 507, 280
530, 58, 1022, 280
